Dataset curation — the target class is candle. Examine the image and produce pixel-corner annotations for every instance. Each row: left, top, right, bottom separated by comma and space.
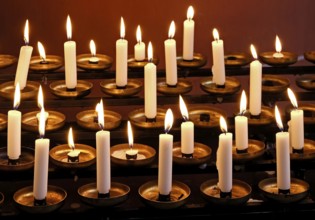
36, 85, 49, 121
249, 44, 262, 116
125, 121, 138, 159
179, 95, 194, 157
33, 107, 50, 201
274, 105, 291, 191
37, 41, 47, 63
164, 21, 177, 86
216, 116, 232, 193
89, 39, 99, 63
211, 28, 225, 86
287, 88, 304, 150
134, 25, 145, 61
67, 127, 81, 162
273, 35, 284, 58
64, 15, 77, 89
96, 99, 111, 195
7, 83, 21, 160
14, 19, 33, 90
183, 6, 195, 61
116, 17, 128, 88
144, 42, 157, 119
235, 90, 248, 151
158, 108, 174, 197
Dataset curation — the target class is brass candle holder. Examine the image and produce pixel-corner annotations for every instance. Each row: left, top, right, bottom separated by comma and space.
262, 74, 290, 106
0, 54, 17, 69
49, 80, 93, 99
0, 113, 7, 131
176, 53, 207, 69
242, 107, 274, 127
259, 51, 298, 67
100, 79, 143, 98
232, 139, 265, 163
127, 55, 159, 70
304, 51, 315, 64
285, 103, 315, 125
290, 139, 315, 161
13, 185, 67, 214
138, 180, 190, 209
157, 78, 193, 96
29, 55, 63, 73
200, 179, 252, 205
77, 53, 113, 71
295, 75, 315, 91
128, 108, 167, 129
0, 147, 34, 171
224, 52, 252, 67
0, 81, 40, 100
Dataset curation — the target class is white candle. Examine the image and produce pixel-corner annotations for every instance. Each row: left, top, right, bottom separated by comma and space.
275, 105, 291, 190
134, 25, 145, 61
116, 17, 128, 87
235, 90, 248, 151
211, 28, 225, 86
144, 42, 157, 119
249, 44, 262, 116
216, 116, 232, 193
126, 121, 138, 157
273, 35, 284, 58
183, 6, 194, 61
164, 21, 177, 86
15, 20, 33, 90
179, 95, 194, 155
158, 108, 174, 195
33, 107, 50, 200
64, 15, 77, 89
96, 99, 111, 194
7, 83, 21, 160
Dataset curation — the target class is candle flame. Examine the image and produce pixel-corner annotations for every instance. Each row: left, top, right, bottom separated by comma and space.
187, 6, 194, 20
66, 15, 72, 40
148, 41, 153, 61
96, 99, 104, 130
68, 127, 75, 150
24, 19, 29, 45
13, 83, 20, 109
213, 28, 219, 41
275, 105, 283, 131
250, 44, 257, 59
39, 106, 46, 138
164, 108, 174, 133
287, 88, 298, 108
136, 25, 142, 43
179, 95, 189, 121
120, 17, 125, 39
220, 116, 228, 133
37, 41, 46, 61
275, 35, 282, 53
37, 85, 44, 109
240, 90, 247, 115
90, 39, 96, 56
127, 121, 134, 148
168, 21, 175, 39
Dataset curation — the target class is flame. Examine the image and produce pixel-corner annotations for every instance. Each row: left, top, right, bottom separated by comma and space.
164, 108, 174, 133
187, 6, 194, 20
168, 21, 175, 39
127, 121, 134, 148
275, 105, 283, 131
240, 90, 247, 115
38, 107, 46, 137
66, 15, 72, 40
287, 88, 298, 108
136, 25, 142, 43
179, 95, 189, 121
24, 19, 29, 45
148, 41, 153, 61
213, 28, 219, 41
250, 44, 257, 59
13, 83, 20, 109
96, 99, 104, 129
220, 116, 227, 133
68, 127, 75, 150
120, 17, 125, 39
37, 41, 46, 61
37, 85, 44, 109
90, 39, 96, 56
275, 35, 282, 53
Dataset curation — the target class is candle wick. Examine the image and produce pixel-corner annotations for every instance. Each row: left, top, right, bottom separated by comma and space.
99, 123, 104, 131
149, 58, 153, 63
183, 115, 188, 122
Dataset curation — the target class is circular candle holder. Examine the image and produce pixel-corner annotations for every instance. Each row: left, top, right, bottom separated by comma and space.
0, 113, 7, 131
295, 75, 315, 91
290, 139, 315, 161
172, 142, 212, 166
127, 56, 159, 70
157, 78, 193, 95
304, 51, 315, 64
77, 53, 113, 71
176, 53, 207, 69
22, 110, 66, 133
76, 109, 122, 131
200, 179, 251, 205
258, 51, 298, 67
200, 76, 241, 97
100, 79, 143, 98
13, 185, 67, 214
29, 55, 63, 72
111, 143, 156, 167
285, 103, 315, 125
128, 108, 166, 129
0, 81, 40, 100
78, 182, 130, 207
224, 52, 252, 67
49, 144, 96, 169
262, 74, 290, 94
232, 139, 265, 163
138, 179, 190, 209
0, 54, 17, 69
0, 147, 34, 171
258, 177, 309, 203
49, 80, 93, 99
242, 106, 274, 127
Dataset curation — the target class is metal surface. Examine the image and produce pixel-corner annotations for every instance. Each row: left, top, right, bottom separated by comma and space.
177, 53, 207, 69
77, 53, 113, 71
128, 56, 159, 69
262, 74, 290, 94
0, 54, 17, 69
188, 105, 227, 128
49, 80, 93, 99
200, 76, 241, 96
157, 78, 193, 95
0, 147, 34, 171
295, 75, 315, 91
128, 108, 166, 129
232, 139, 265, 162
224, 52, 252, 67
29, 55, 63, 72
100, 79, 143, 97
259, 51, 298, 67
304, 51, 315, 64
0, 81, 39, 100
0, 113, 7, 131
290, 139, 315, 161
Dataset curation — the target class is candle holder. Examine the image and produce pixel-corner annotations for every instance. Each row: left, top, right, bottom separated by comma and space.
100, 79, 143, 98
49, 144, 96, 169
138, 179, 190, 209
295, 75, 315, 91
77, 53, 113, 71
78, 182, 130, 207
258, 51, 298, 67
262, 74, 290, 106
128, 108, 167, 129
200, 76, 241, 98
224, 52, 252, 67
176, 53, 207, 69
290, 139, 315, 161
0, 147, 34, 171
49, 80, 93, 99
304, 51, 315, 64
127, 55, 159, 70
200, 179, 252, 205
29, 55, 63, 72
241, 107, 274, 127
22, 110, 66, 133
285, 103, 315, 125
172, 142, 212, 166
76, 109, 122, 131
232, 139, 265, 163
0, 113, 7, 131
258, 177, 309, 203
156, 78, 192, 96
0, 81, 40, 100
110, 143, 156, 167
13, 185, 67, 214
0, 54, 17, 69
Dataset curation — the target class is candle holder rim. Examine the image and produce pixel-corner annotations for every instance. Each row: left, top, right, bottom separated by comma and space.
200, 76, 241, 96
258, 51, 298, 67
188, 105, 227, 128
0, 54, 17, 69
49, 80, 93, 99
76, 53, 113, 71
0, 147, 34, 171
224, 52, 252, 67
127, 55, 159, 69
0, 80, 40, 100
304, 50, 315, 64
290, 139, 315, 161
176, 52, 207, 69
128, 107, 167, 129
232, 139, 265, 163
29, 55, 64, 72
295, 75, 315, 91
100, 79, 143, 98
262, 74, 290, 94
157, 78, 193, 96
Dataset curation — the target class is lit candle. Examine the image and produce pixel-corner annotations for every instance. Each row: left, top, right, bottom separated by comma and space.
134, 25, 145, 61
164, 21, 177, 86
37, 41, 47, 64
64, 15, 77, 89
67, 127, 81, 162
273, 35, 284, 58
211, 28, 225, 86
144, 42, 157, 120
287, 88, 304, 151
274, 105, 291, 192
36, 85, 49, 122
96, 99, 111, 196
14, 19, 33, 90
179, 95, 194, 157
216, 116, 232, 194
183, 6, 194, 61
235, 90, 248, 152
7, 83, 21, 160
116, 17, 128, 88
33, 107, 50, 202
249, 44, 262, 116
158, 108, 174, 199
125, 121, 138, 159
89, 39, 99, 63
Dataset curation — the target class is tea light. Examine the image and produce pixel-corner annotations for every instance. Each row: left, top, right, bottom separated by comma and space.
183, 6, 194, 61
164, 21, 177, 86
37, 41, 48, 64
116, 17, 128, 88
235, 90, 248, 153
67, 127, 81, 163
211, 28, 225, 87
89, 40, 99, 63
273, 35, 284, 58
134, 25, 145, 61
125, 121, 138, 159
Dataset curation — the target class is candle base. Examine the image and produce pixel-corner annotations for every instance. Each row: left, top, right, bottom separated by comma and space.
145, 117, 156, 123
100, 79, 143, 98
199, 113, 210, 122
224, 52, 252, 67
258, 51, 298, 67
67, 155, 79, 163
8, 158, 20, 165
177, 53, 207, 69
181, 153, 193, 158
98, 192, 110, 199
29, 55, 63, 73
219, 190, 232, 198
116, 85, 127, 89
77, 53, 113, 71
125, 153, 137, 160
128, 108, 166, 129
216, 84, 225, 89
167, 84, 177, 88
40, 60, 49, 65
34, 198, 46, 206
200, 76, 241, 97
66, 87, 76, 92
292, 148, 304, 154
0, 147, 34, 172
157, 78, 193, 96
88, 60, 99, 64
158, 193, 171, 202
278, 188, 290, 195
250, 114, 261, 119
236, 148, 248, 154
49, 80, 93, 99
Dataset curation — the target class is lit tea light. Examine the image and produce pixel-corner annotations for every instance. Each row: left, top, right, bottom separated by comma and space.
125, 121, 138, 159
36, 85, 49, 122
273, 35, 284, 58
134, 25, 145, 61
235, 90, 248, 153
67, 127, 80, 162
37, 41, 48, 64
89, 39, 99, 64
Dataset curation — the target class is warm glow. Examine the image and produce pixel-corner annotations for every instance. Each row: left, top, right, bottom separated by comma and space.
37, 41, 46, 61
37, 85, 44, 109
179, 95, 189, 121
240, 90, 247, 115
287, 88, 298, 108
24, 19, 29, 45
120, 17, 125, 39
39, 107, 46, 138
275, 105, 284, 131
250, 44, 257, 59
213, 28, 219, 41
220, 116, 228, 133
96, 99, 104, 129
66, 15, 72, 40
13, 83, 20, 109
136, 25, 142, 43
68, 127, 75, 150
164, 108, 174, 133
127, 121, 134, 148
275, 35, 282, 53
148, 41, 153, 61
168, 21, 175, 39
90, 40, 96, 56
187, 6, 194, 20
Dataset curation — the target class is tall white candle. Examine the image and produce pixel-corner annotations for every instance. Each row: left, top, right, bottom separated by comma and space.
211, 28, 225, 86
116, 17, 128, 87
183, 6, 194, 61
235, 90, 248, 151
158, 109, 174, 195
144, 42, 157, 119
249, 44, 262, 116
216, 116, 232, 193
164, 21, 177, 86
134, 25, 145, 61
15, 20, 33, 90
64, 15, 77, 89
179, 95, 194, 155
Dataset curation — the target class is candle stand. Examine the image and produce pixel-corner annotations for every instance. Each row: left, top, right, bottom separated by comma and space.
77, 53, 113, 71
241, 107, 274, 127
128, 107, 166, 129
0, 147, 34, 171
259, 51, 298, 67
157, 78, 193, 95
232, 139, 265, 163
0, 81, 40, 100
127, 56, 159, 70
0, 54, 17, 69
224, 52, 252, 67
176, 53, 207, 69
49, 80, 93, 99
100, 79, 143, 97
29, 55, 63, 73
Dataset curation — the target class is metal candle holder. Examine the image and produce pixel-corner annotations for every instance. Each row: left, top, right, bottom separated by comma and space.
224, 52, 252, 67
100, 79, 143, 98
200, 76, 241, 98
127, 56, 159, 70
0, 54, 17, 69
49, 80, 93, 99
77, 53, 113, 71
262, 74, 290, 94
128, 108, 167, 129
0, 113, 7, 132
241, 107, 274, 127
259, 51, 298, 67
304, 51, 315, 64
232, 139, 265, 163
0, 81, 40, 100
290, 139, 315, 161
157, 78, 193, 96
29, 55, 63, 72
0, 147, 34, 172
176, 53, 207, 69
295, 75, 315, 91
